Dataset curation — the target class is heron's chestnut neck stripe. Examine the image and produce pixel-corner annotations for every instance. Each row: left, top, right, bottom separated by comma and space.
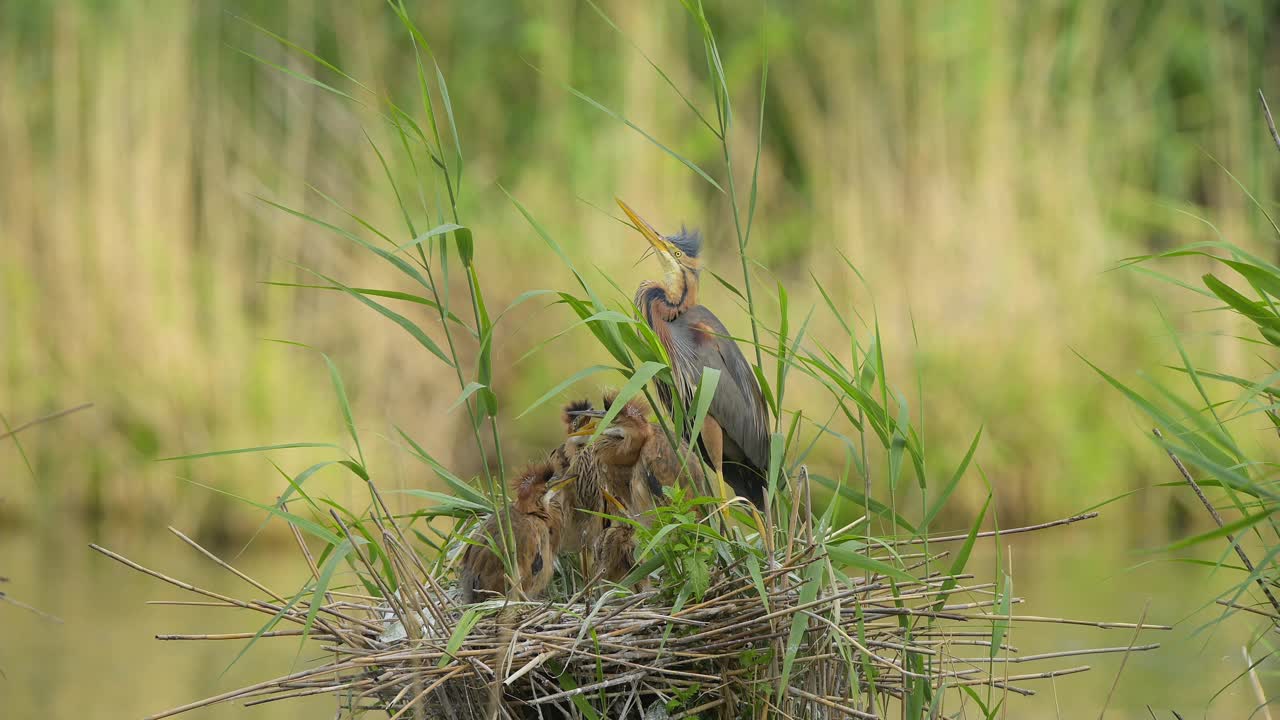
636, 268, 698, 324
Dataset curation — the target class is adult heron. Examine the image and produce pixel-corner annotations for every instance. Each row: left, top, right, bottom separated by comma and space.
616, 199, 770, 508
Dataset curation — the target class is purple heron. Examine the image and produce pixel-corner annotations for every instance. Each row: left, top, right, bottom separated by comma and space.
615, 199, 770, 508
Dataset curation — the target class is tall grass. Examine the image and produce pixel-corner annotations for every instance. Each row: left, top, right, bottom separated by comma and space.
1090, 115, 1280, 707
3, 1, 1279, 534
74, 4, 1187, 718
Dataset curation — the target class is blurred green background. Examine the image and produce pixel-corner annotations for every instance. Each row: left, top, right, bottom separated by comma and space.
4, 1, 1280, 717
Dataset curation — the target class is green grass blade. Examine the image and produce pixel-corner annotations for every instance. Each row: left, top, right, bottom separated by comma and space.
765, 432, 785, 507
393, 425, 488, 504
222, 582, 310, 677
364, 127, 420, 238
449, 382, 489, 414
743, 43, 768, 247
919, 427, 982, 533
320, 354, 363, 466
557, 81, 723, 193
433, 60, 464, 187
586, 362, 667, 444
931, 486, 988, 604
181, 478, 342, 545
1204, 273, 1280, 332
810, 474, 916, 534
158, 442, 341, 462
395, 223, 466, 254
517, 364, 617, 419
933, 492, 990, 609
439, 607, 484, 668
232, 15, 373, 95
306, 538, 355, 638
389, 488, 491, 516
706, 268, 746, 301
234, 48, 361, 106
684, 367, 721, 455
777, 559, 823, 702
990, 574, 1012, 658
253, 195, 436, 292
304, 268, 454, 368
262, 282, 474, 335
581, 0, 719, 138
501, 187, 613, 315
745, 552, 769, 612
827, 542, 917, 584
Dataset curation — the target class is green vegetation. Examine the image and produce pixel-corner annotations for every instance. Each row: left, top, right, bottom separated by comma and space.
8, 2, 1280, 716
73, 4, 1198, 717
4, 1, 1280, 534
1092, 182, 1280, 707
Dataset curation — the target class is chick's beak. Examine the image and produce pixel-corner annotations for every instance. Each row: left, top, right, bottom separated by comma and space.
547, 474, 577, 495
568, 420, 598, 437
568, 418, 601, 440
616, 198, 674, 260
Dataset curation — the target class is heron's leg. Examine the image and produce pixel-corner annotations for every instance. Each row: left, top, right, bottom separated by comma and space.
572, 513, 593, 592
700, 416, 727, 501
579, 547, 593, 592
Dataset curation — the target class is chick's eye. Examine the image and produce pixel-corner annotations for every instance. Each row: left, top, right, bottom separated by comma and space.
673, 250, 683, 258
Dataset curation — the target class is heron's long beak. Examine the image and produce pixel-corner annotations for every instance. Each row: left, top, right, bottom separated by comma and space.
547, 474, 577, 496
567, 416, 625, 441
566, 408, 607, 419
568, 419, 601, 438
603, 489, 628, 514
616, 198, 675, 258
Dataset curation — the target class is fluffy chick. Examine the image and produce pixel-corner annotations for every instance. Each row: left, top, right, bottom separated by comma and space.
593, 391, 707, 525
459, 461, 564, 604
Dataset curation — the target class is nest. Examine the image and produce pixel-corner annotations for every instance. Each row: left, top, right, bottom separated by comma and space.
92, 478, 1168, 720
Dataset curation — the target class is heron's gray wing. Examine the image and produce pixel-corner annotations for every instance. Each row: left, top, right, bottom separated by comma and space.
672, 305, 771, 471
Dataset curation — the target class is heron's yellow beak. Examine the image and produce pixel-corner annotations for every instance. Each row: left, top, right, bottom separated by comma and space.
616, 198, 674, 257
603, 489, 629, 514
568, 418, 601, 438
548, 473, 577, 490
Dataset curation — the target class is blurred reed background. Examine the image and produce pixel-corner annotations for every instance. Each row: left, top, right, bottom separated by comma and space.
2, 0, 1279, 538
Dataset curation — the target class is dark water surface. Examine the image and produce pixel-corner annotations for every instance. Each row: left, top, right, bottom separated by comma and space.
2, 519, 1271, 719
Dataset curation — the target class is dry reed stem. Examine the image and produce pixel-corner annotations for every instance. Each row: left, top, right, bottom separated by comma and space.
97, 507, 1170, 719
1153, 428, 1280, 620
894, 513, 1099, 545
0, 402, 92, 440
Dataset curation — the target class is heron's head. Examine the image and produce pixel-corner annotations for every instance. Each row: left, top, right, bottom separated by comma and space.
569, 391, 651, 465
616, 198, 702, 277
513, 460, 558, 514
560, 398, 594, 434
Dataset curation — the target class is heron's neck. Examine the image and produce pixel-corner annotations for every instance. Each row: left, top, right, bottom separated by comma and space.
637, 268, 698, 322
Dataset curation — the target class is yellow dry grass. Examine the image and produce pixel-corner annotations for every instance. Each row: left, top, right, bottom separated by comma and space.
1, 1, 1273, 533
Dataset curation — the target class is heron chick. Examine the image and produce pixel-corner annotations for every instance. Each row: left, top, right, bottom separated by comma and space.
459, 461, 565, 604
548, 398, 594, 478
575, 392, 707, 525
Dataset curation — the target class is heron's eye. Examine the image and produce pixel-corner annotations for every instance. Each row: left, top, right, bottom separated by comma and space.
673, 250, 683, 259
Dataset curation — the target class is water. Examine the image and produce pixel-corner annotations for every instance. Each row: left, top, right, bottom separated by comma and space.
2, 518, 1272, 719
3, 524, 328, 720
